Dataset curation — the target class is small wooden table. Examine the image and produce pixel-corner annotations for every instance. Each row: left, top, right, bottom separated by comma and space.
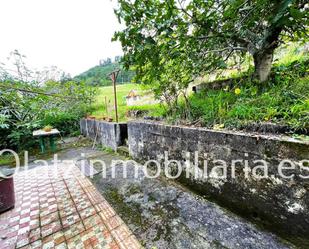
33, 129, 60, 153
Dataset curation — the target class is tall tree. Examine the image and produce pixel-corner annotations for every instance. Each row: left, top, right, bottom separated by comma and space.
114, 0, 308, 86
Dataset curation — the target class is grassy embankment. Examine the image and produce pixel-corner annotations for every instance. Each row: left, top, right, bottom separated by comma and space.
90, 44, 308, 134
90, 83, 163, 122
174, 45, 309, 133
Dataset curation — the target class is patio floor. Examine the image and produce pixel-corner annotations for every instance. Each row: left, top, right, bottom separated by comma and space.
0, 163, 141, 249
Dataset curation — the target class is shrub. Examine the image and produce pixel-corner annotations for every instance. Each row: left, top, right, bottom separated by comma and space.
0, 80, 94, 151
173, 58, 309, 134
42, 112, 82, 136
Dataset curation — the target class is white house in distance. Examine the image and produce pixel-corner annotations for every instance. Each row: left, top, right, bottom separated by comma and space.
125, 90, 141, 106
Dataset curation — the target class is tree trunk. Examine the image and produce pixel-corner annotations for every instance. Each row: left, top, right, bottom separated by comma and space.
253, 50, 274, 83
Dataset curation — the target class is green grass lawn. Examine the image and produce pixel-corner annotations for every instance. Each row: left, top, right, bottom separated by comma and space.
91, 83, 143, 121
91, 83, 165, 122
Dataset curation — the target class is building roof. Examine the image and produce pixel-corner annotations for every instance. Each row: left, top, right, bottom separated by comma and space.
126, 89, 140, 98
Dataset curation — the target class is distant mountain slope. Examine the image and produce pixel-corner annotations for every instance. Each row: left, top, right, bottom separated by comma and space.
74, 62, 135, 86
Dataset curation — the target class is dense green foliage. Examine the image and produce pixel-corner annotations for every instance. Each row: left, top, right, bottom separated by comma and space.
74, 61, 135, 86
113, 0, 308, 134
172, 57, 309, 133
0, 80, 95, 151
114, 0, 308, 107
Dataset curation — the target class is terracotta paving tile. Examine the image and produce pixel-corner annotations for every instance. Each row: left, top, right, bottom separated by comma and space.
97, 204, 116, 221
40, 203, 58, 217
65, 177, 81, 186
16, 233, 30, 249
29, 218, 40, 230
0, 220, 9, 233
29, 227, 41, 242
62, 173, 75, 181
43, 241, 67, 249
17, 225, 31, 236
54, 189, 70, 198
94, 200, 113, 211
41, 211, 60, 226
67, 228, 94, 249
84, 187, 105, 205
41, 220, 62, 238
83, 214, 103, 230
65, 178, 81, 188
3, 229, 18, 241
104, 215, 124, 231
79, 205, 96, 220
71, 192, 86, 201
40, 197, 57, 209
0, 164, 141, 249
9, 215, 20, 226
63, 221, 85, 240
61, 212, 81, 228
117, 235, 142, 249
0, 236, 17, 249
77, 177, 93, 188
56, 194, 73, 204
19, 239, 42, 249
92, 239, 120, 249
59, 203, 77, 218
69, 188, 86, 199
42, 231, 66, 248
75, 198, 93, 212
52, 180, 67, 188
30, 203, 40, 212
90, 225, 114, 248
110, 224, 132, 244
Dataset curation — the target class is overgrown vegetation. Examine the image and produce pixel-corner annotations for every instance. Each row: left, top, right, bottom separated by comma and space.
114, 0, 308, 115
128, 104, 166, 118
113, 0, 308, 135
170, 55, 309, 133
88, 44, 308, 134
0, 51, 95, 151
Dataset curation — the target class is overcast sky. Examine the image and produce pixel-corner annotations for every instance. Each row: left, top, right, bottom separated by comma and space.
0, 0, 123, 76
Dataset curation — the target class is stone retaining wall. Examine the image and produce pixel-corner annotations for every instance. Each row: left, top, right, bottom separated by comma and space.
128, 120, 309, 246
80, 119, 127, 150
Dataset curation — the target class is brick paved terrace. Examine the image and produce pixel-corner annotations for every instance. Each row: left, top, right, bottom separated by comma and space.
0, 163, 141, 249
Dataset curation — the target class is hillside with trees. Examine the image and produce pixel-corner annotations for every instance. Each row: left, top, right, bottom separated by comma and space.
74, 56, 135, 86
